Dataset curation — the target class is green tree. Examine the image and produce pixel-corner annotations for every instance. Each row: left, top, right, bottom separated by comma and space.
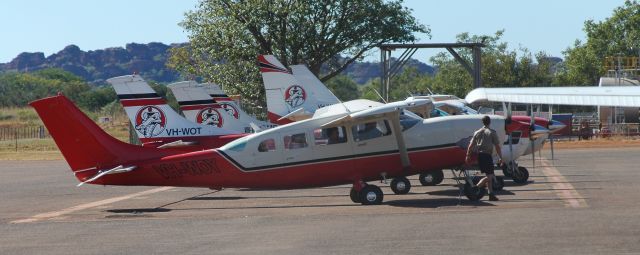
325, 75, 360, 101
428, 31, 557, 97
561, 0, 640, 85
169, 0, 428, 112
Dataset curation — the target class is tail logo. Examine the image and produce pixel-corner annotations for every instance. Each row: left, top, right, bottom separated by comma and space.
220, 103, 239, 119
284, 85, 306, 108
197, 107, 224, 127
135, 106, 167, 138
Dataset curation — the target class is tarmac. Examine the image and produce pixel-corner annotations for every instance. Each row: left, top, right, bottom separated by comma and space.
1, 147, 640, 254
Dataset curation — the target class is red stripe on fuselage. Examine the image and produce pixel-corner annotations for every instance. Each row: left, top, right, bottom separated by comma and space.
121, 98, 166, 107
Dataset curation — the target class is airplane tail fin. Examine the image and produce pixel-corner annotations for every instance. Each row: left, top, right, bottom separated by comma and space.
107, 75, 240, 143
290, 64, 341, 107
258, 55, 317, 124
29, 95, 176, 176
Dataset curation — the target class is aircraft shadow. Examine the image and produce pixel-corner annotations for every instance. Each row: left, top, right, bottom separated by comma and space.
386, 198, 494, 208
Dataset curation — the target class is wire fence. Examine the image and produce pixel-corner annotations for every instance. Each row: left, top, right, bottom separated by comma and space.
0, 126, 49, 141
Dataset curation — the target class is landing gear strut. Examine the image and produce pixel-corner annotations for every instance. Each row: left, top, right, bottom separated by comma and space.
451, 168, 486, 201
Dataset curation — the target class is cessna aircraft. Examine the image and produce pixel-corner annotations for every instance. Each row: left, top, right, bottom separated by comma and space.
31, 92, 539, 205
271, 63, 551, 183
168, 81, 276, 132
106, 75, 246, 150
259, 55, 341, 124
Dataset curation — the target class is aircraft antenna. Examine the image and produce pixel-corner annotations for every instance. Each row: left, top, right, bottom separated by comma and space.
370, 87, 387, 103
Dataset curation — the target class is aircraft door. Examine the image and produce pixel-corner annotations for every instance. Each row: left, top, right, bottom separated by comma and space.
282, 129, 313, 163
350, 119, 397, 163
311, 126, 353, 161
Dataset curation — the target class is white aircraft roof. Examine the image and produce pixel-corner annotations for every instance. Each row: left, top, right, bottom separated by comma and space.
465, 86, 640, 107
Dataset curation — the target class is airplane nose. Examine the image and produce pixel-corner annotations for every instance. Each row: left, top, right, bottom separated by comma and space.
531, 124, 550, 138
549, 120, 566, 132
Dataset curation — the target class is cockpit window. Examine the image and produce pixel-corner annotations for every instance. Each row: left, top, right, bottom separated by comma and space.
352, 120, 391, 141
314, 126, 347, 145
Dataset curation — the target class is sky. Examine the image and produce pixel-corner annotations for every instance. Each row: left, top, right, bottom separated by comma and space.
0, 0, 628, 64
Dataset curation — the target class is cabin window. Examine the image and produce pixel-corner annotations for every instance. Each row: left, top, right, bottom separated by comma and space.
284, 133, 308, 150
314, 126, 347, 145
352, 120, 391, 141
258, 138, 276, 152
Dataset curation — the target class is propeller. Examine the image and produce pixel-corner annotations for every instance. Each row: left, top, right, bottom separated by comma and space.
530, 105, 536, 168
503, 101, 514, 173
548, 105, 555, 160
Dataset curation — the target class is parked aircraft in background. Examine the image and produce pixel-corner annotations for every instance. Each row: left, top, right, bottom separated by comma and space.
31, 92, 541, 204
259, 55, 340, 124
106, 75, 246, 150
198, 83, 277, 132
169, 81, 264, 133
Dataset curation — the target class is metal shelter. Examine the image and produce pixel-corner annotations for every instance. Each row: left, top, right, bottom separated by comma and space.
379, 43, 484, 101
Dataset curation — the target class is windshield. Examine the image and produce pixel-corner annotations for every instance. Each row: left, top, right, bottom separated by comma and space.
399, 112, 421, 131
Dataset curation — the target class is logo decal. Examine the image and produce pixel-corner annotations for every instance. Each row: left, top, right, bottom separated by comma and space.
135, 106, 166, 138
196, 107, 224, 127
284, 85, 306, 108
220, 103, 239, 119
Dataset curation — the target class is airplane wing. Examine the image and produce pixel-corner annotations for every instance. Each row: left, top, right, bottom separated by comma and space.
465, 86, 640, 107
321, 98, 431, 128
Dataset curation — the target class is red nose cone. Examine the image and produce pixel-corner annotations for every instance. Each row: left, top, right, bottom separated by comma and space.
505, 120, 528, 134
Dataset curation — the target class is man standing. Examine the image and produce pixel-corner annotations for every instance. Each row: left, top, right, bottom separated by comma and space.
465, 116, 503, 201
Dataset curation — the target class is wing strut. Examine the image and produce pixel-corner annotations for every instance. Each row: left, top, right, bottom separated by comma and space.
387, 110, 411, 171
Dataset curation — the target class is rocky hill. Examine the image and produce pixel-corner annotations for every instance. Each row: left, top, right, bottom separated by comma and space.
0, 43, 434, 85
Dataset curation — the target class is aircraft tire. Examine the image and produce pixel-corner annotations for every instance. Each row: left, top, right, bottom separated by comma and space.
350, 187, 361, 203
390, 177, 411, 195
359, 185, 383, 205
419, 170, 444, 186
463, 181, 486, 201
512, 166, 529, 184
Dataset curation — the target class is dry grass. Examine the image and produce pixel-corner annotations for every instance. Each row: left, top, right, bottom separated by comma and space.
552, 136, 640, 149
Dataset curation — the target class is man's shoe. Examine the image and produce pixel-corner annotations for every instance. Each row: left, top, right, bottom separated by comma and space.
489, 194, 499, 201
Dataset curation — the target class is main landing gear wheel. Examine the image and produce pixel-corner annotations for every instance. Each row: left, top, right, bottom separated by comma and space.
463, 180, 486, 201
419, 170, 444, 186
390, 177, 411, 195
471, 175, 504, 191
512, 166, 529, 184
350, 187, 361, 203
359, 185, 384, 205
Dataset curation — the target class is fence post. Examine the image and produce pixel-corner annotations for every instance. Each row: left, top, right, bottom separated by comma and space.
15, 128, 18, 152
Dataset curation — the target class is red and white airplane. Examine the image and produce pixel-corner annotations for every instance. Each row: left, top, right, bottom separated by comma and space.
31, 93, 538, 204
263, 60, 549, 183
168, 81, 276, 133
106, 75, 246, 150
